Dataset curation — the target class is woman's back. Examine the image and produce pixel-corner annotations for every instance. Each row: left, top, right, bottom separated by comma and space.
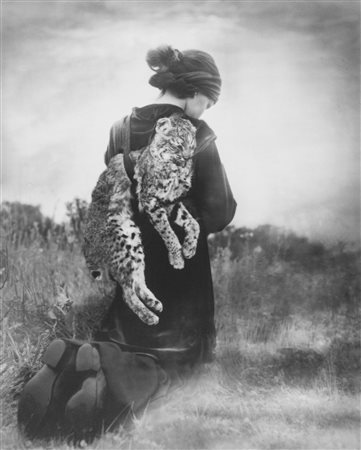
101, 102, 236, 372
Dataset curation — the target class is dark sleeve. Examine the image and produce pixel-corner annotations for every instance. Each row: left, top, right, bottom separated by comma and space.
104, 119, 125, 167
192, 141, 237, 234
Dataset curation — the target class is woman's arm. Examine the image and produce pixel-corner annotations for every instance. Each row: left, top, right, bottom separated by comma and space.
192, 141, 237, 234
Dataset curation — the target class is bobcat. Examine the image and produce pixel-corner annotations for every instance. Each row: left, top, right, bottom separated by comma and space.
83, 113, 199, 325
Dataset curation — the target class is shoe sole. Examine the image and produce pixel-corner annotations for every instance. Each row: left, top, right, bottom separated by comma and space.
76, 343, 101, 372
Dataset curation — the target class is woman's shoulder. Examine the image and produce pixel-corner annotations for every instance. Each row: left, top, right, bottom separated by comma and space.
193, 119, 217, 154
194, 119, 216, 139
108, 106, 217, 155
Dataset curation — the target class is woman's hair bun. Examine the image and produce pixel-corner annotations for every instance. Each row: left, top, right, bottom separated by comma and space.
146, 45, 183, 73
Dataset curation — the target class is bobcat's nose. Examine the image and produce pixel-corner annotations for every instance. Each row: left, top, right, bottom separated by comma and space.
91, 270, 102, 280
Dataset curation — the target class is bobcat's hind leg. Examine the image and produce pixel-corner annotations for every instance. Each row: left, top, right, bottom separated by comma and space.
112, 267, 162, 326
107, 216, 162, 325
133, 270, 163, 314
122, 283, 160, 326
174, 202, 200, 260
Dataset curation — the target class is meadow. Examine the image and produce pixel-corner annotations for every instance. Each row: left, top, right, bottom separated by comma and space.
1, 201, 360, 449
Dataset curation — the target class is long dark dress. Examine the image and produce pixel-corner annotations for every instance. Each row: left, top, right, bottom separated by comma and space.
100, 104, 237, 374
17, 104, 236, 442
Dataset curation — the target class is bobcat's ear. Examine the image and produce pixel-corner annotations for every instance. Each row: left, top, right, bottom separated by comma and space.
155, 117, 172, 136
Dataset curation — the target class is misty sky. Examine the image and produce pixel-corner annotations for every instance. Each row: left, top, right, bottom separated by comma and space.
2, 1, 360, 244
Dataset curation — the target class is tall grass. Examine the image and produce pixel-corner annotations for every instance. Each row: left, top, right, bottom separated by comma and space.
0, 202, 360, 449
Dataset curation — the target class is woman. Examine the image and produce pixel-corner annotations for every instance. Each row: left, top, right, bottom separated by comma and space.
18, 45, 236, 442
100, 45, 236, 369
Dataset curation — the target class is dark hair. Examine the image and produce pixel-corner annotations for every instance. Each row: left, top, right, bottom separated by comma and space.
146, 45, 221, 103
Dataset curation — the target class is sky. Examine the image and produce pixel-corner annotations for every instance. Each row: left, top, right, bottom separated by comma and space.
1, 0, 360, 245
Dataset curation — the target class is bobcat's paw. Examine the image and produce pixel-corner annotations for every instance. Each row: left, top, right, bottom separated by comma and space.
123, 287, 160, 326
141, 312, 160, 326
169, 250, 184, 270
132, 302, 160, 326
134, 282, 163, 313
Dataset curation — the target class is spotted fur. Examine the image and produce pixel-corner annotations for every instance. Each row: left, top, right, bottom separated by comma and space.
83, 155, 162, 326
83, 113, 199, 325
134, 113, 200, 269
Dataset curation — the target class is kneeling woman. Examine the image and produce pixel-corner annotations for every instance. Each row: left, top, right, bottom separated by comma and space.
18, 44, 237, 443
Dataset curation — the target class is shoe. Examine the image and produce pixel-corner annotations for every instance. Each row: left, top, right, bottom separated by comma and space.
64, 344, 107, 443
17, 339, 72, 439
18, 340, 103, 440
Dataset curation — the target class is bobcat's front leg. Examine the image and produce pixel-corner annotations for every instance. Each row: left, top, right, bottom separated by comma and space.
174, 202, 200, 259
147, 205, 184, 269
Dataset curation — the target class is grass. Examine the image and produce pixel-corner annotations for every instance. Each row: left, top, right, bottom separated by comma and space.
0, 238, 360, 449
128, 378, 360, 450
2, 362, 360, 450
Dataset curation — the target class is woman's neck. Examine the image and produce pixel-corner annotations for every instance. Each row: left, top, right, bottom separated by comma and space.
153, 92, 186, 110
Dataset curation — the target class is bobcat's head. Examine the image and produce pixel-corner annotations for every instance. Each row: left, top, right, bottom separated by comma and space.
154, 114, 197, 161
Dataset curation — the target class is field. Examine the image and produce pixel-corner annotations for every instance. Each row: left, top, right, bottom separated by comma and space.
1, 202, 360, 449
